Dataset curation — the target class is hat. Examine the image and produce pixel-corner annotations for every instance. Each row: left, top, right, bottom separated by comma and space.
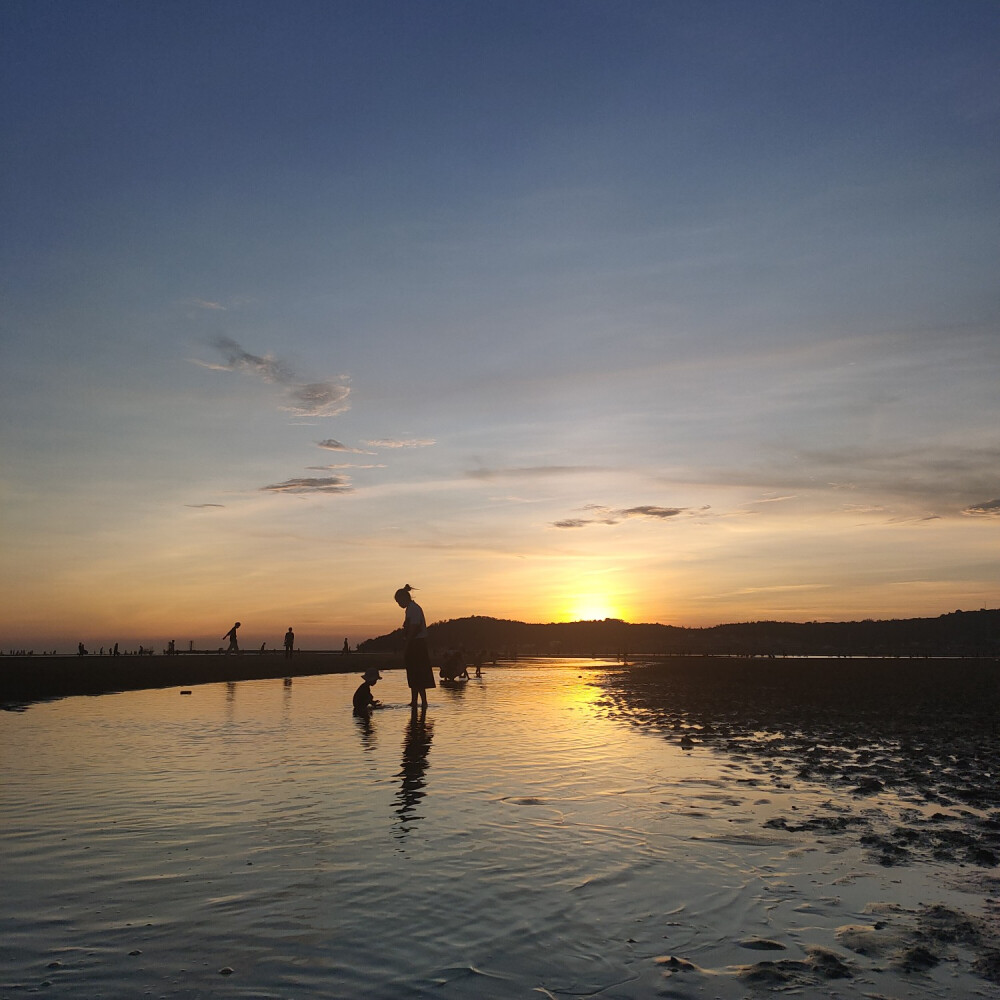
362, 668, 381, 683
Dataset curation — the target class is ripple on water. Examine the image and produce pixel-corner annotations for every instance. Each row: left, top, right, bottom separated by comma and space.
3, 664, 999, 1000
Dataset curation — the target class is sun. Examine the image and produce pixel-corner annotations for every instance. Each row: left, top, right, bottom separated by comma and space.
562, 595, 628, 623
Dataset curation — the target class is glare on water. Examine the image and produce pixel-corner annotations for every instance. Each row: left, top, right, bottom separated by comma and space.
2, 661, 996, 999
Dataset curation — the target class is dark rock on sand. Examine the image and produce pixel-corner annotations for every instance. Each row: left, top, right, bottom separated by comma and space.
892, 944, 940, 973
973, 949, 1000, 983
738, 938, 786, 950
737, 946, 852, 986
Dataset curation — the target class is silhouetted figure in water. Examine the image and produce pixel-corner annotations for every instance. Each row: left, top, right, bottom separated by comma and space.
439, 648, 468, 681
342, 637, 350, 654
284, 627, 295, 658
353, 668, 382, 715
222, 622, 240, 654
395, 707, 433, 835
113, 642, 119, 657
77, 642, 88, 656
168, 639, 175, 655
394, 584, 435, 708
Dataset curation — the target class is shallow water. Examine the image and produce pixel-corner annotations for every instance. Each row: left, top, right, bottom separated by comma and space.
2, 660, 998, 999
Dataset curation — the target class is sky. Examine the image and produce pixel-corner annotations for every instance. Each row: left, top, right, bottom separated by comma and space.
1, 0, 998, 652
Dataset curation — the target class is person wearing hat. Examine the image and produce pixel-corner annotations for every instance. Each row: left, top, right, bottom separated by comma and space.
353, 668, 382, 715
394, 584, 435, 709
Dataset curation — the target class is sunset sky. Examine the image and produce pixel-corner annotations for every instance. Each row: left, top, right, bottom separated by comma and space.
2, 1, 998, 652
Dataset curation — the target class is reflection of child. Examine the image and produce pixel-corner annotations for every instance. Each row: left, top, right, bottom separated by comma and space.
353, 669, 382, 714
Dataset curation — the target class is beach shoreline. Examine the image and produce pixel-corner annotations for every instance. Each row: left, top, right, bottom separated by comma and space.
0, 650, 404, 706
4, 649, 996, 708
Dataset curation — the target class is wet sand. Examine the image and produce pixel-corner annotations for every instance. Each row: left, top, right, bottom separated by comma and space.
599, 655, 1000, 990
0, 651, 401, 705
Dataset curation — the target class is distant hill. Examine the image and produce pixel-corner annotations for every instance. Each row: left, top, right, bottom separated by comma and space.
358, 608, 1000, 658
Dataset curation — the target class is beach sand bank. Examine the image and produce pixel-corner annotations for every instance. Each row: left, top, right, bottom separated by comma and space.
0, 650, 403, 705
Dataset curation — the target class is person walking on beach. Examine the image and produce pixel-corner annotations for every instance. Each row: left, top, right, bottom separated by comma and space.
284, 627, 295, 659
223, 622, 240, 654
394, 584, 435, 709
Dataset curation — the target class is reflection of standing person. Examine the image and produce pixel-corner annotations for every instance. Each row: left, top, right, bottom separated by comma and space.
223, 622, 240, 654
284, 627, 294, 658
394, 584, 435, 708
395, 708, 434, 835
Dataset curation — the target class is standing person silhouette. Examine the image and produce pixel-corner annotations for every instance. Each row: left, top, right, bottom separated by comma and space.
394, 584, 434, 709
223, 622, 240, 654
284, 627, 294, 658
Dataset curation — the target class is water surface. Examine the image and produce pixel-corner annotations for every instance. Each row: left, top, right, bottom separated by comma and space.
3, 660, 997, 998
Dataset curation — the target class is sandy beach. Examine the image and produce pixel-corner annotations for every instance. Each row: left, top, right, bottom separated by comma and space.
0, 650, 401, 705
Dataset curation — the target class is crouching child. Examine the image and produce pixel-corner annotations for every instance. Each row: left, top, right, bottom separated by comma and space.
353, 668, 382, 715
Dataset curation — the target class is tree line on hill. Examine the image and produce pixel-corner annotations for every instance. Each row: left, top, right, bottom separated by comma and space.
358, 608, 1000, 658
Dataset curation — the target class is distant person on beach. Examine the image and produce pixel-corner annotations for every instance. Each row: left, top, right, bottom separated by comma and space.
353, 668, 382, 714
223, 622, 240, 654
394, 584, 435, 709
77, 642, 88, 656
284, 628, 295, 658
113, 642, 119, 656
342, 637, 350, 654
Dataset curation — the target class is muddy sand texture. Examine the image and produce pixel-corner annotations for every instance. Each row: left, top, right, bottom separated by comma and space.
600, 657, 1000, 868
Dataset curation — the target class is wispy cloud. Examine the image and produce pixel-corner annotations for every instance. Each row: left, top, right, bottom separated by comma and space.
317, 439, 374, 454
364, 438, 436, 449
260, 476, 353, 495
185, 503, 226, 508
192, 299, 226, 310
307, 463, 386, 471
466, 465, 604, 481
552, 503, 693, 528
964, 498, 1000, 516
195, 337, 350, 417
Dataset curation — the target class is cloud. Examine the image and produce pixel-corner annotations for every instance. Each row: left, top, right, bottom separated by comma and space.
364, 438, 436, 449
307, 463, 386, 471
551, 503, 690, 528
185, 503, 226, 508
317, 439, 374, 454
192, 299, 226, 310
466, 465, 604, 481
964, 498, 1000, 516
618, 505, 687, 520
260, 476, 353, 495
197, 337, 350, 416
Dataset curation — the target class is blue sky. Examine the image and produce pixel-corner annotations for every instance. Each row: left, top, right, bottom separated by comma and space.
2, 1, 998, 651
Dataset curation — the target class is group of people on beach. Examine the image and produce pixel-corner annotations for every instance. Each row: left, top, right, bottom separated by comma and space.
354, 584, 466, 715
220, 623, 349, 657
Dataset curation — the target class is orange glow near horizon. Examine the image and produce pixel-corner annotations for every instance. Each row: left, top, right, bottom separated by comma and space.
551, 592, 634, 625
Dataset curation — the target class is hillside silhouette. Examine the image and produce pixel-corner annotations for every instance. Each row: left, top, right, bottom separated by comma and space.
359, 608, 1000, 658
